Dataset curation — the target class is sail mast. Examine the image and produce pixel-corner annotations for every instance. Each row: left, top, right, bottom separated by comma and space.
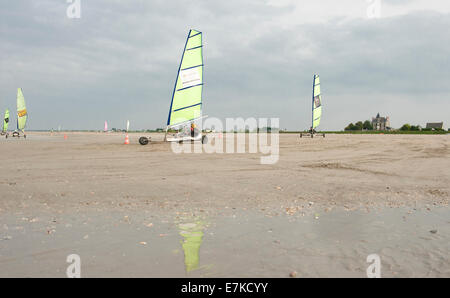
311, 74, 315, 131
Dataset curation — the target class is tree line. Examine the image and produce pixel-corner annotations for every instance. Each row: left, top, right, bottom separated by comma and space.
399, 124, 444, 131
344, 120, 373, 131
344, 122, 445, 131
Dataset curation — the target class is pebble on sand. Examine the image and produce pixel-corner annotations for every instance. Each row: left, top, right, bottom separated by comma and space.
289, 271, 297, 278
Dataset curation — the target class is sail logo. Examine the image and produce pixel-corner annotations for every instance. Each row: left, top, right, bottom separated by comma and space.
66, 0, 81, 19
18, 109, 27, 117
314, 96, 321, 108
180, 68, 201, 88
171, 117, 280, 165
367, 0, 381, 19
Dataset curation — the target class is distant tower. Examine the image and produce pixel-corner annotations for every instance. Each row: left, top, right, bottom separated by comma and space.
372, 113, 390, 130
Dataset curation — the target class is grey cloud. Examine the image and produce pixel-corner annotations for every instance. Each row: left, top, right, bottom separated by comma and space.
0, 1, 449, 131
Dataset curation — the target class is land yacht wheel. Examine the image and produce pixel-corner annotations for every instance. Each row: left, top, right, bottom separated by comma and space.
139, 136, 149, 145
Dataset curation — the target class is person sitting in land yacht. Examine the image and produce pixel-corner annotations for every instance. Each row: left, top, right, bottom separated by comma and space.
190, 123, 200, 138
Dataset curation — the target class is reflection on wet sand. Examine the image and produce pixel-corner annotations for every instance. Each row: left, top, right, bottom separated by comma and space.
179, 221, 206, 273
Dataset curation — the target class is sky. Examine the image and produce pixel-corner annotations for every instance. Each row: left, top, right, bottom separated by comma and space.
1, 0, 449, 131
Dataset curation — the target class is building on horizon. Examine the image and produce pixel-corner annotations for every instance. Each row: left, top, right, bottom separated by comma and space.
425, 122, 444, 130
372, 113, 391, 130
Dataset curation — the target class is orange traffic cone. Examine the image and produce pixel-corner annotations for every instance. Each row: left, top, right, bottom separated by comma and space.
124, 134, 130, 144
64, 134, 67, 140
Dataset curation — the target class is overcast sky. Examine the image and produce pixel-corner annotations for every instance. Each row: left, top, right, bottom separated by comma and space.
1, 0, 449, 130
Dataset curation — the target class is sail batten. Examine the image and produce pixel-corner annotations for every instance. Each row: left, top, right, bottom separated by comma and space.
176, 83, 203, 92
174, 102, 202, 112
167, 29, 204, 127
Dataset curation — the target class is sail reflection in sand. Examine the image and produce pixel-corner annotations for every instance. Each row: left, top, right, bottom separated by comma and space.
178, 221, 206, 273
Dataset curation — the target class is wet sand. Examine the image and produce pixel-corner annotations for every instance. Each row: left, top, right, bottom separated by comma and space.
0, 132, 449, 277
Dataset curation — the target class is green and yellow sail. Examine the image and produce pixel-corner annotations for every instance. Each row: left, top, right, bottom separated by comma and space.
17, 88, 27, 131
2, 109, 9, 133
312, 74, 322, 129
167, 29, 203, 127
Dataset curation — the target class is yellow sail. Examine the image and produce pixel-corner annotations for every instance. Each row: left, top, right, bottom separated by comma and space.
17, 88, 27, 131
2, 109, 9, 132
167, 29, 203, 126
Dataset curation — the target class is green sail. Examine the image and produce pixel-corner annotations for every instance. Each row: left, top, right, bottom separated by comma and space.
2, 109, 9, 132
167, 29, 203, 127
17, 88, 27, 131
312, 74, 322, 129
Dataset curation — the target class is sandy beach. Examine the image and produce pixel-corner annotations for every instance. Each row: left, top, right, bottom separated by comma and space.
0, 132, 449, 277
